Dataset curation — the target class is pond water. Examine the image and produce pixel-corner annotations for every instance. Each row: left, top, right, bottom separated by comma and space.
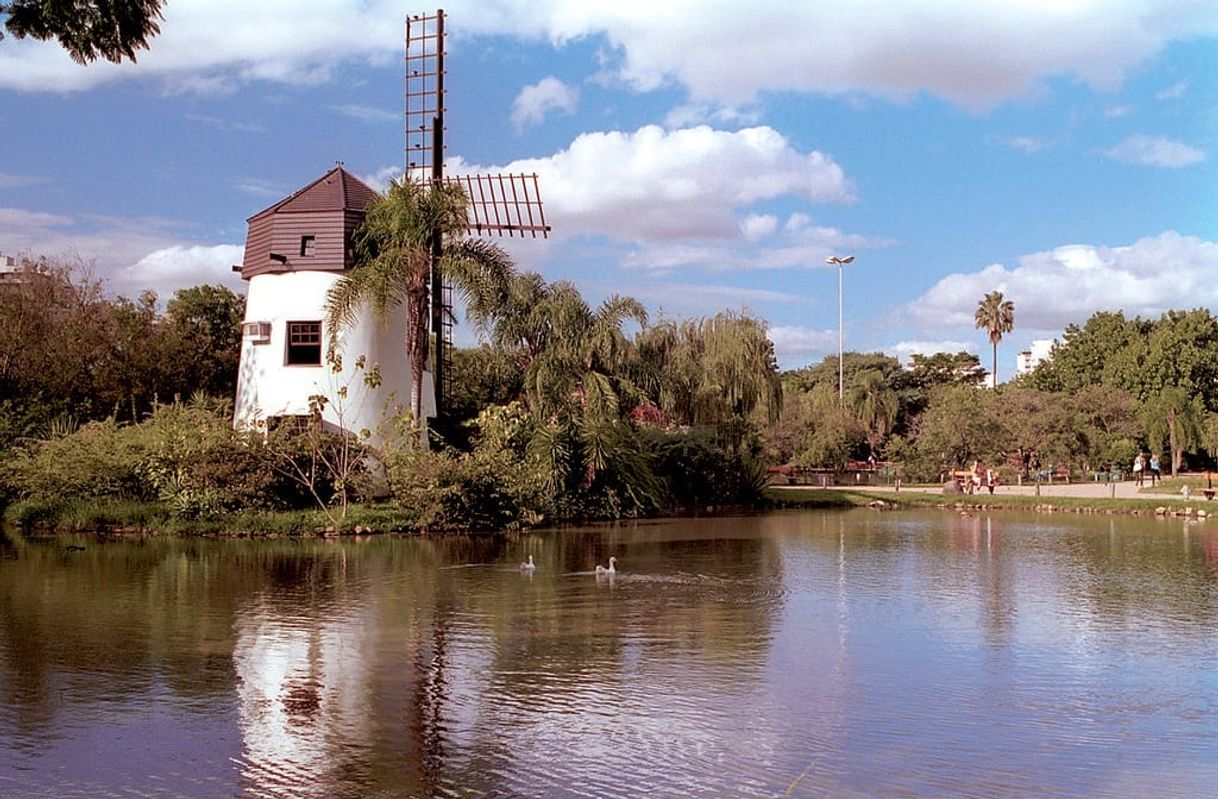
1, 509, 1217, 798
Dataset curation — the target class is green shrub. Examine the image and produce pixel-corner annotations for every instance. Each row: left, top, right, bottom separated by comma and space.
4, 418, 148, 500
648, 428, 766, 509
5, 497, 68, 526
385, 444, 545, 531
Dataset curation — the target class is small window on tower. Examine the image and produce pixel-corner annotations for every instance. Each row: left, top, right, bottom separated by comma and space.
300, 235, 316, 257
286, 321, 322, 366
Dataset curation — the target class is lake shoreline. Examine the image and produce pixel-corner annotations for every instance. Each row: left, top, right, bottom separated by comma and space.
7, 482, 1216, 540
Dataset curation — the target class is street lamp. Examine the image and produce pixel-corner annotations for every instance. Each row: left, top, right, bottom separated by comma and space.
825, 254, 855, 404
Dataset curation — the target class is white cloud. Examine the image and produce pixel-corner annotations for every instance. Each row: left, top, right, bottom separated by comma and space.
0, 172, 50, 189
768, 325, 840, 364
3, 1, 1214, 110
0, 204, 244, 299
458, 0, 1218, 110
616, 281, 799, 311
114, 244, 246, 297
740, 214, 778, 241
907, 231, 1218, 333
1155, 79, 1189, 100
359, 165, 402, 193
511, 77, 579, 129
184, 113, 265, 133
1005, 136, 1051, 153
331, 104, 400, 124
235, 178, 289, 198
1104, 105, 1132, 118
1104, 134, 1206, 167
885, 340, 976, 363
0, 207, 72, 229
453, 124, 852, 243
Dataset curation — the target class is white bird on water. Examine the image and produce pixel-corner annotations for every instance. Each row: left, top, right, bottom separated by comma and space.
595, 556, 617, 575
520, 555, 536, 571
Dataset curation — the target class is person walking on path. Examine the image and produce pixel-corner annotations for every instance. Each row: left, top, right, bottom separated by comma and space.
1133, 453, 1145, 487
1150, 454, 1161, 485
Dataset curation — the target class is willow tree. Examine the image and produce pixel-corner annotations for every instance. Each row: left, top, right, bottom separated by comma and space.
974, 291, 1015, 388
325, 177, 514, 431
1141, 386, 1203, 476
847, 368, 898, 459
633, 311, 782, 453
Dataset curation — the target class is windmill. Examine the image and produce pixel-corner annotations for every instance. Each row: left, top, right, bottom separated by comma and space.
405, 10, 551, 429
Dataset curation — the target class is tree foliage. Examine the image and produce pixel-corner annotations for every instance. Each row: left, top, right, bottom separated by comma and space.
1, 0, 165, 64
0, 256, 243, 439
325, 177, 514, 429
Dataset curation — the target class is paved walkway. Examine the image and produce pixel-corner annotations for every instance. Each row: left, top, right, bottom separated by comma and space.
784, 478, 1199, 502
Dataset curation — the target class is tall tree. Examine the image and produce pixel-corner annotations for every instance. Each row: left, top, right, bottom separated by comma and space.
974, 291, 1015, 388
1, 0, 164, 63
450, 266, 648, 422
634, 311, 782, 452
1140, 387, 1203, 476
325, 178, 514, 430
847, 368, 898, 459
162, 284, 245, 399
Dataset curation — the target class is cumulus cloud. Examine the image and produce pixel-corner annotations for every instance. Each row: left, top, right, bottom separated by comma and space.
0, 204, 244, 299
114, 244, 246, 297
4, 1, 1214, 110
1104, 134, 1206, 167
453, 124, 852, 243
458, 0, 1218, 109
768, 325, 840, 364
740, 214, 778, 242
511, 77, 579, 129
906, 231, 1218, 333
884, 340, 976, 363
358, 165, 403, 193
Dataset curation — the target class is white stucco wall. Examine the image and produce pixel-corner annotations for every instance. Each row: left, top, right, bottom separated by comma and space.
233, 271, 434, 446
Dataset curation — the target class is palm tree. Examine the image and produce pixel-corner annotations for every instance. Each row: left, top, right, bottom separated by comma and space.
974, 291, 1015, 388
450, 268, 647, 422
325, 177, 514, 432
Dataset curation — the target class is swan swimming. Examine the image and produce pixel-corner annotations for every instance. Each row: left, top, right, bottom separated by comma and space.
595, 556, 617, 575
519, 555, 536, 571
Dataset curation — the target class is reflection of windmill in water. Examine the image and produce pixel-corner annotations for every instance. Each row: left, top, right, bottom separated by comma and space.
405, 10, 551, 433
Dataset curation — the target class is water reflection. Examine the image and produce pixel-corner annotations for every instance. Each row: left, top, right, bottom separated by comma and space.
1, 511, 1217, 797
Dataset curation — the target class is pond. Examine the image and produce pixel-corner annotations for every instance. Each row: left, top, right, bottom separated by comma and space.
1, 509, 1217, 798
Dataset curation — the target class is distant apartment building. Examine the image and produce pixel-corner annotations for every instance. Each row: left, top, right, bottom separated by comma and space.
0, 253, 20, 287
1016, 338, 1055, 376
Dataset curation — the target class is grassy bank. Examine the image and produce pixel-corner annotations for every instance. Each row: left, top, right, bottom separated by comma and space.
768, 486, 1218, 518
2, 497, 427, 537
10, 485, 1215, 539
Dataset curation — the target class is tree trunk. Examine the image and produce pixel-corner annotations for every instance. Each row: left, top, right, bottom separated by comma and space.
1169, 421, 1180, 477
991, 341, 998, 388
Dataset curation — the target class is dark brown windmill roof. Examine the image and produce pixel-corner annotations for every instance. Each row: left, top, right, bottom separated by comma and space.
247, 165, 379, 222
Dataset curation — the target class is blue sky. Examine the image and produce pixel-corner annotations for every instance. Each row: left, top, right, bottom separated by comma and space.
2, 1, 1216, 373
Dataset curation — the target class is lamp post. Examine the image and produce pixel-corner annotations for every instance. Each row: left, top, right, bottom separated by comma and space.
825, 254, 855, 404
